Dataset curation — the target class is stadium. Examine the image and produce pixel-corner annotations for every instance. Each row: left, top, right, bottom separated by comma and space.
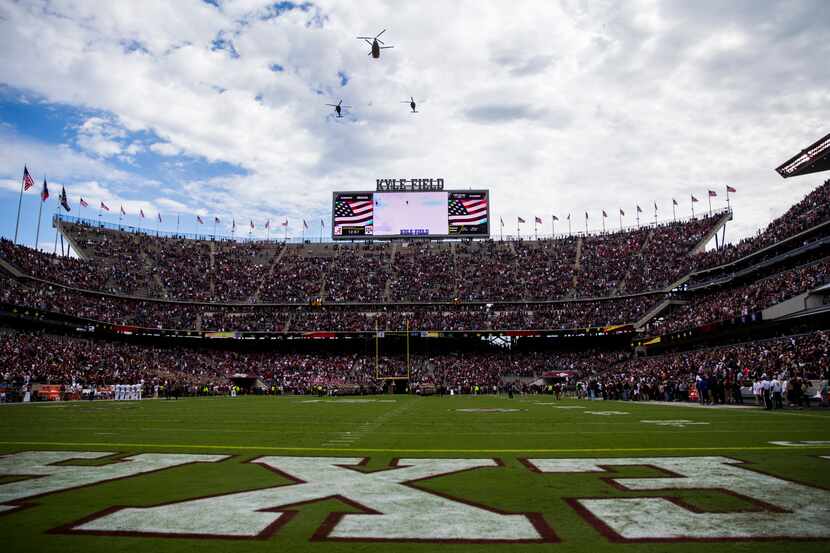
1, 2, 830, 553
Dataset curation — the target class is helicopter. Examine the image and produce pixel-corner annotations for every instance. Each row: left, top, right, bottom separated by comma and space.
325, 99, 351, 118
357, 29, 394, 58
401, 96, 419, 113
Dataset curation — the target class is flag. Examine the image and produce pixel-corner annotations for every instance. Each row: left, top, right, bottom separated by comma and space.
232, 218, 235, 230
552, 215, 559, 221
100, 201, 110, 211
636, 204, 642, 213
265, 219, 270, 229
303, 219, 308, 229
140, 209, 145, 219
40, 179, 49, 201
672, 198, 678, 206
281, 219, 288, 227
517, 216, 526, 224
619, 208, 625, 216
585, 212, 588, 219
120, 205, 126, 215
500, 216, 504, 226
197, 215, 204, 224
214, 216, 220, 224
334, 197, 373, 234
726, 185, 737, 193
691, 195, 699, 203
566, 213, 571, 221
534, 216, 542, 224
80, 198, 89, 208
708, 190, 717, 197
654, 201, 658, 210
59, 186, 70, 212
449, 196, 488, 227
157, 213, 162, 223
22, 166, 35, 191
602, 210, 607, 218
321, 218, 325, 227
250, 220, 255, 229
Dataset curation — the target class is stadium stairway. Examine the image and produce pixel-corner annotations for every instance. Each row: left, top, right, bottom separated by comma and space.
634, 296, 687, 330
208, 241, 216, 297
570, 236, 583, 295
383, 242, 398, 302
54, 217, 89, 259
253, 243, 287, 302
690, 209, 732, 255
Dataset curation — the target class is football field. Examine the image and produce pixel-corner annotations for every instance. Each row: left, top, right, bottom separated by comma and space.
1, 395, 829, 552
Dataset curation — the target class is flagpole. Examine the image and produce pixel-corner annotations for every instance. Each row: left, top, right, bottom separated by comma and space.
320, 220, 324, 243
619, 211, 622, 231
654, 204, 658, 224
691, 197, 695, 218
726, 186, 730, 211
34, 188, 45, 251
584, 214, 588, 234
53, 204, 59, 254
708, 193, 712, 216
568, 217, 571, 236
534, 220, 538, 240
601, 215, 605, 233
516, 218, 520, 239
13, 168, 25, 244
551, 216, 555, 237
212, 219, 216, 240
672, 202, 676, 221
284, 222, 288, 243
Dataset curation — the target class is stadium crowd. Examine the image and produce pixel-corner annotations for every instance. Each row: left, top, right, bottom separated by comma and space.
654, 257, 830, 335
588, 331, 830, 404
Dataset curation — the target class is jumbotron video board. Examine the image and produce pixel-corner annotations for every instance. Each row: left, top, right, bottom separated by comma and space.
332, 190, 490, 240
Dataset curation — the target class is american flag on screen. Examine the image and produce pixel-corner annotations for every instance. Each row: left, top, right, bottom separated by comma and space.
334, 198, 373, 228
448, 197, 488, 226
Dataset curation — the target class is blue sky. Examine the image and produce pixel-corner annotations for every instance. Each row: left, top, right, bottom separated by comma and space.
1, 0, 829, 250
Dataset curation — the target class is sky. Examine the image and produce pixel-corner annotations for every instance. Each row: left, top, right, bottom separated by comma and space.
1, 0, 828, 249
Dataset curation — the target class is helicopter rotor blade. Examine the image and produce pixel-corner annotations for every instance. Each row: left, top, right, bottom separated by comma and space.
376, 29, 386, 39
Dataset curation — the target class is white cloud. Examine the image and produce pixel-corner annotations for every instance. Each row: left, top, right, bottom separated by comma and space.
0, 0, 828, 242
149, 142, 181, 156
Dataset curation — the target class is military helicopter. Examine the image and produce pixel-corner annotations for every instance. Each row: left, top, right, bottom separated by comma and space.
357, 29, 394, 58
325, 99, 351, 118
401, 96, 419, 113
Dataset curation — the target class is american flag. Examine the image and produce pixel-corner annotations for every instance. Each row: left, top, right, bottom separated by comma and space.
708, 190, 717, 197
140, 209, 145, 218
449, 197, 487, 226
197, 215, 204, 224
100, 201, 110, 211
534, 216, 542, 224
334, 198, 373, 229
80, 198, 89, 208
726, 185, 737, 193
22, 166, 35, 191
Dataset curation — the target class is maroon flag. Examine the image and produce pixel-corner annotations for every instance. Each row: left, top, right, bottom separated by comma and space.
708, 190, 717, 197
214, 216, 220, 224
157, 212, 162, 222
619, 208, 625, 216
672, 198, 678, 206
250, 220, 255, 229
636, 204, 642, 213
726, 185, 737, 193
264, 219, 269, 229
80, 197, 89, 208
303, 219, 308, 229
196, 215, 204, 224
517, 216, 526, 224
320, 218, 325, 227
101, 201, 110, 211
691, 195, 699, 203
584, 212, 588, 219
566, 213, 571, 220
281, 219, 288, 227
601, 210, 607, 218
534, 216, 542, 224
40, 179, 49, 201
140, 209, 145, 218
120, 205, 126, 215
552, 215, 559, 221
22, 166, 35, 191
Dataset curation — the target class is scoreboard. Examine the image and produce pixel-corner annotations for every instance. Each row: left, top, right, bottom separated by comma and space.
332, 190, 489, 240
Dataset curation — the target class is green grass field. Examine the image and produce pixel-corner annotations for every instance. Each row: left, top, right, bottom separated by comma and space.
1, 395, 829, 552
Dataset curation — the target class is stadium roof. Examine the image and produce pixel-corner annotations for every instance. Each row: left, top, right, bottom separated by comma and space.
775, 132, 830, 178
